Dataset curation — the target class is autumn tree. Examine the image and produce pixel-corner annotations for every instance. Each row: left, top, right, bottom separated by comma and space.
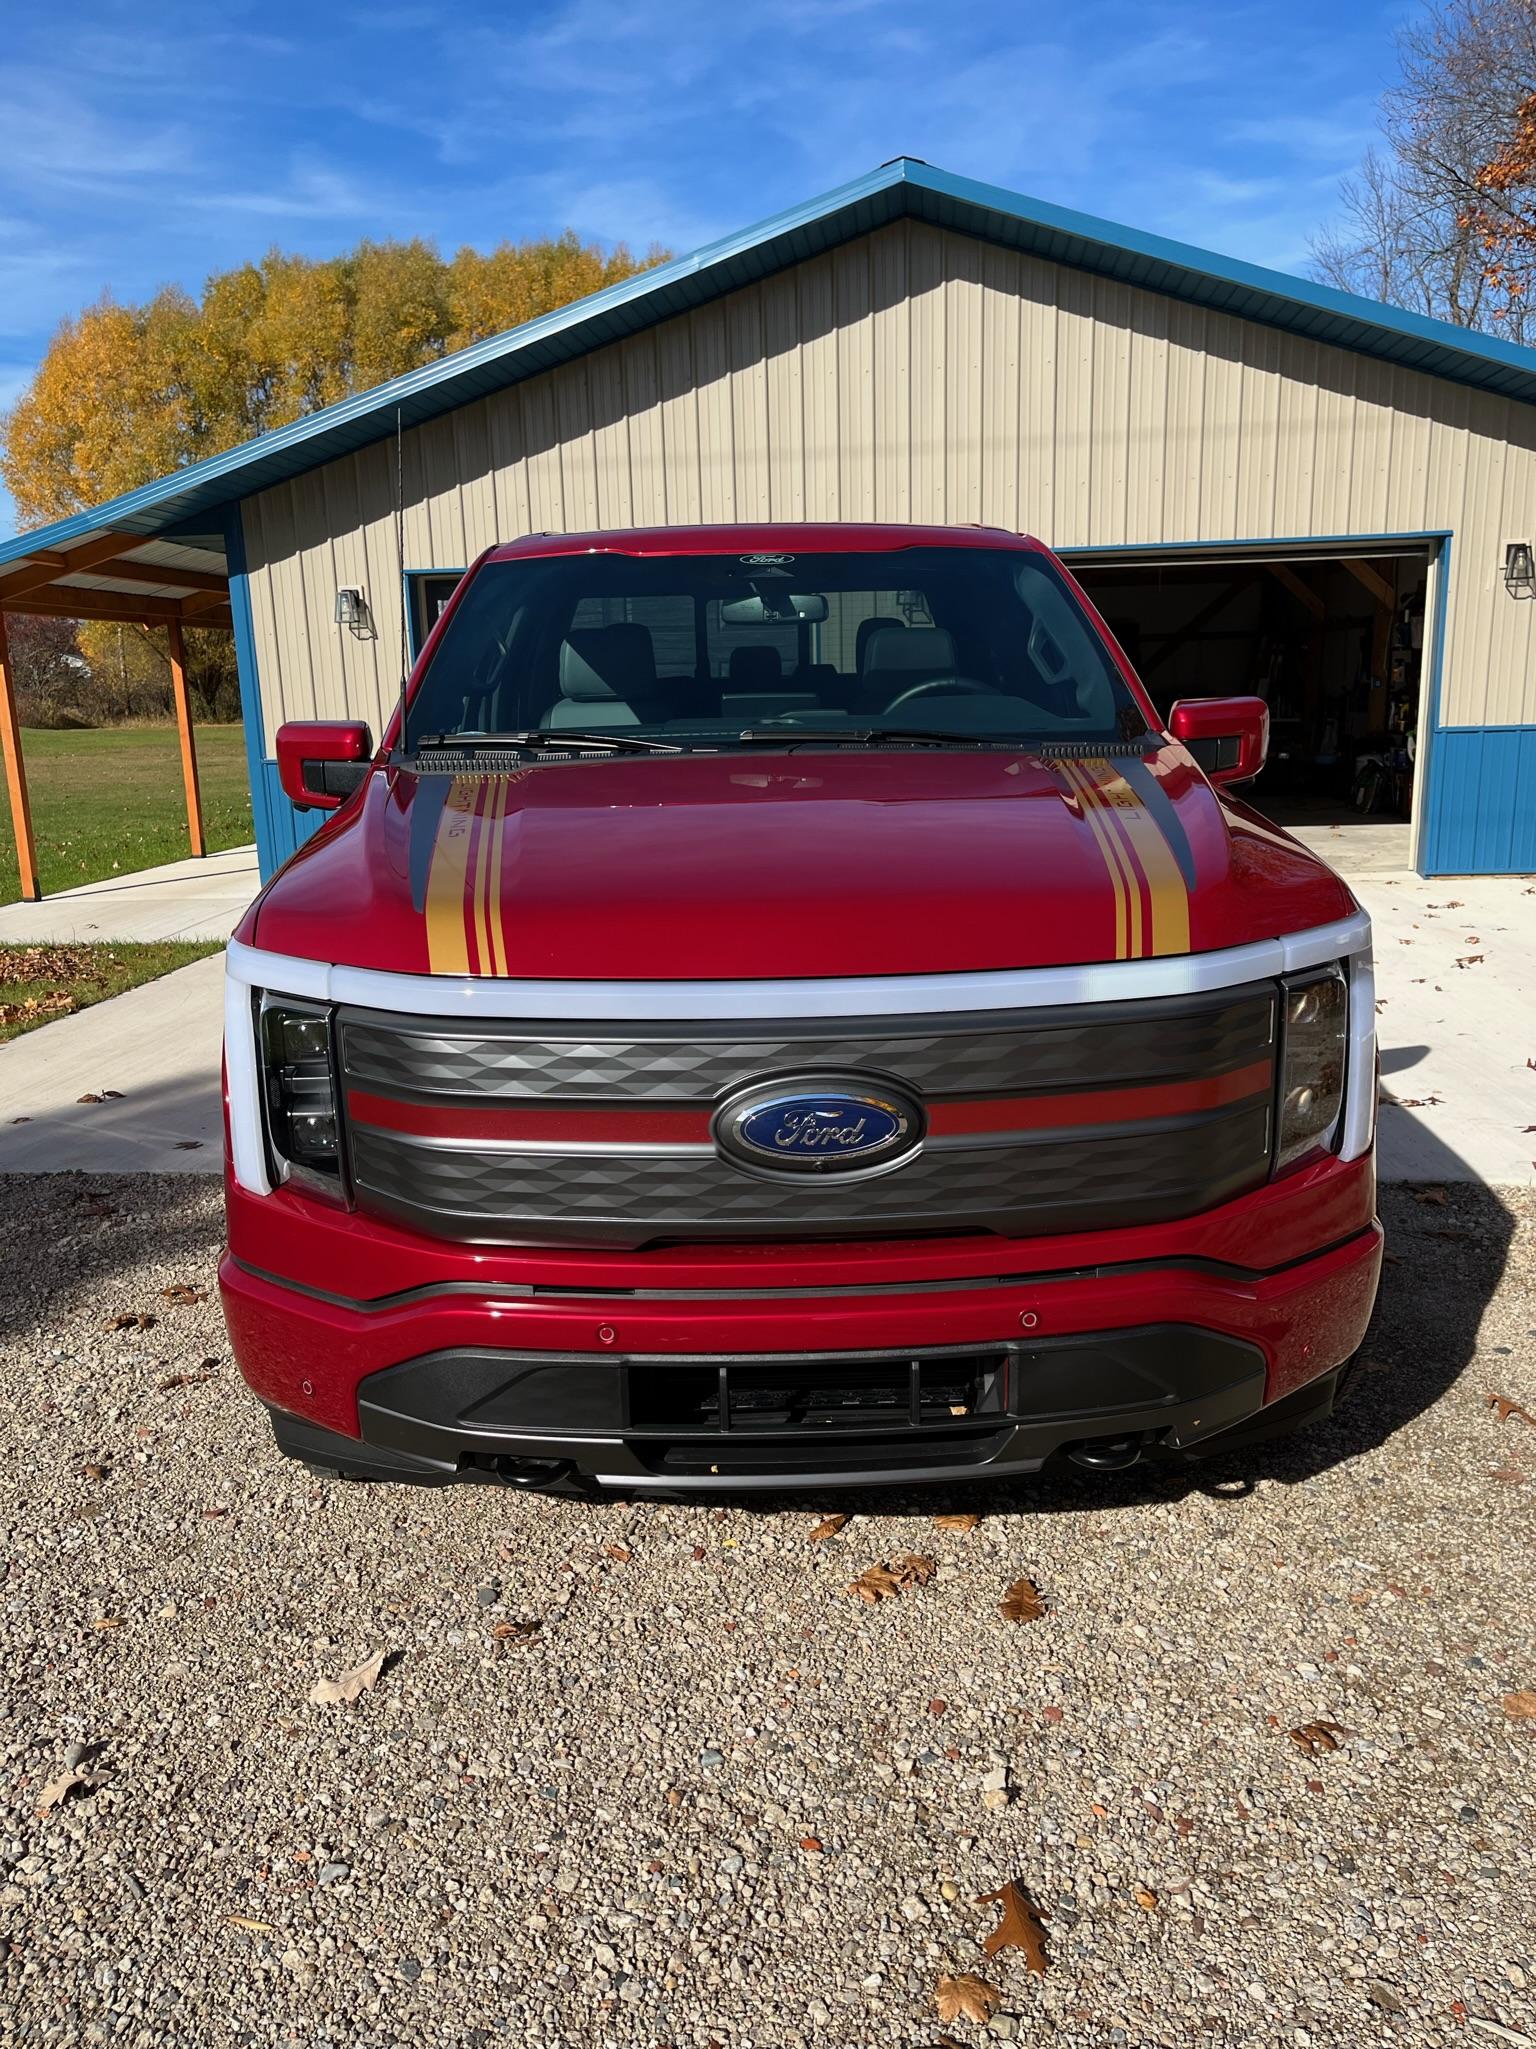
1, 229, 668, 527
1313, 0, 1536, 339
1, 226, 665, 724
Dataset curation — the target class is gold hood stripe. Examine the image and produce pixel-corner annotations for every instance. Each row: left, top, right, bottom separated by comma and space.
1059, 758, 1134, 960
423, 776, 477, 975
1084, 759, 1191, 958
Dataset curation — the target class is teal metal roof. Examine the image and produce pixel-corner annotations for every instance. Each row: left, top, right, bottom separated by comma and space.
8, 155, 1536, 570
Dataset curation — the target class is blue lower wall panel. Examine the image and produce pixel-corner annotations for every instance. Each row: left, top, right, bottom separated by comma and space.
1423, 725, 1536, 875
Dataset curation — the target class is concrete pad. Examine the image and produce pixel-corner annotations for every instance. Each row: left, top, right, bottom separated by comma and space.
0, 844, 260, 945
1352, 869, 1536, 1189
0, 867, 1531, 1185
0, 953, 224, 1172
1283, 819, 1413, 876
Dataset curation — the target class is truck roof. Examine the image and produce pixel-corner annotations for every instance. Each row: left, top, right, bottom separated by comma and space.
486, 522, 1047, 561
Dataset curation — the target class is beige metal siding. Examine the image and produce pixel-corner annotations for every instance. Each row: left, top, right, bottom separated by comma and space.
241, 218, 1536, 739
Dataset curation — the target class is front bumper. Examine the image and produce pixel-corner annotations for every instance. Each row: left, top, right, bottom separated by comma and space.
221, 1159, 1382, 1487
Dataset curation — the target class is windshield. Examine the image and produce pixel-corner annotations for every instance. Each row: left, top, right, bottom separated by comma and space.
402, 546, 1148, 752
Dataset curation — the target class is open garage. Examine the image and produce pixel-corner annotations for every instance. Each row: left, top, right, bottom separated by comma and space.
1, 158, 1534, 884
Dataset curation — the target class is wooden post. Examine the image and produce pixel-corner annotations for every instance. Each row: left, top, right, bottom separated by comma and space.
0, 609, 41, 901
166, 617, 205, 858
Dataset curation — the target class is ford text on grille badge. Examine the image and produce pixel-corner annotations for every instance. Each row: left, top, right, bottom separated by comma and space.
713, 1076, 924, 1177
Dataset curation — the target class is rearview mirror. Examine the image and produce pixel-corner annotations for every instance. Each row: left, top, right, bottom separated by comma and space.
1168, 696, 1268, 787
718, 591, 829, 625
276, 721, 373, 811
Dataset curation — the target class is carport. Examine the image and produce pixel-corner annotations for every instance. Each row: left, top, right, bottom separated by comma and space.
0, 535, 233, 899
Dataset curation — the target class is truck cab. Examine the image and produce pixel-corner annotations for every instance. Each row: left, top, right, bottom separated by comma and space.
220, 524, 1380, 1491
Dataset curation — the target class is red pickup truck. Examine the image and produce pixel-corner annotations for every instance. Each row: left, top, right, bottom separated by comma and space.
220, 524, 1381, 1492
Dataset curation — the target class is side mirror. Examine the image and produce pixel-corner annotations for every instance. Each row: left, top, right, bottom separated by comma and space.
276, 721, 373, 811
1168, 696, 1268, 787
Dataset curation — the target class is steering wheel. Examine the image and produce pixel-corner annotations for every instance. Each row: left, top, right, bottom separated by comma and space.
882, 676, 1006, 712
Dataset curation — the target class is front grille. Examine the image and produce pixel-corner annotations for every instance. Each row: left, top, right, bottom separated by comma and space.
336, 985, 1277, 1248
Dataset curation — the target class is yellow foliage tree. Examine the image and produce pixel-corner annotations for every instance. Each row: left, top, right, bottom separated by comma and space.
2, 229, 670, 527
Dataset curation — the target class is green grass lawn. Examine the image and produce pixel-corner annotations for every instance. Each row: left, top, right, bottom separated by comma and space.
0, 940, 223, 1044
0, 724, 253, 909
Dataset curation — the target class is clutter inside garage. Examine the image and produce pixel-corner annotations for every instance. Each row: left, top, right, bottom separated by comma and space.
1073, 550, 1429, 829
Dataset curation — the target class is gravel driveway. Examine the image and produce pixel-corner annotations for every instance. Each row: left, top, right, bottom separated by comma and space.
1, 1174, 1533, 2049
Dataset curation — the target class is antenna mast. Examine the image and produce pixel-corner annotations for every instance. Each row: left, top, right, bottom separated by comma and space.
395, 408, 409, 755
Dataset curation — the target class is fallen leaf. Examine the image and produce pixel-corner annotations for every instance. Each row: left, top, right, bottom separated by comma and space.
157, 1371, 217, 1392
490, 1619, 541, 1644
799, 1835, 823, 1853
79, 1462, 108, 1481
603, 1544, 633, 1563
223, 1914, 275, 1935
1454, 955, 1484, 968
106, 1313, 155, 1332
1410, 1186, 1448, 1206
36, 1765, 106, 1816
977, 1879, 1049, 1973
807, 1513, 848, 1542
162, 1283, 207, 1306
845, 1553, 936, 1602
934, 1973, 1002, 2026
76, 1093, 102, 1105
1502, 1690, 1536, 1721
90, 1616, 122, 1631
1288, 1719, 1352, 1756
1487, 1393, 1536, 1427
933, 1512, 982, 1533
172, 1140, 204, 1151
998, 1576, 1046, 1624
1133, 1885, 1159, 1911
308, 1647, 388, 1705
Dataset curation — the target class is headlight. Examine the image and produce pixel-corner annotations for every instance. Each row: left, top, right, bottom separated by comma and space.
258, 995, 344, 1194
1274, 964, 1348, 1173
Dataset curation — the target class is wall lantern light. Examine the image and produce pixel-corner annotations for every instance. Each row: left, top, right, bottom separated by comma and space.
334, 585, 374, 636
1502, 541, 1534, 597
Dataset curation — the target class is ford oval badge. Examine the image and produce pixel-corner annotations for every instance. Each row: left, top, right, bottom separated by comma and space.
713, 1075, 923, 1178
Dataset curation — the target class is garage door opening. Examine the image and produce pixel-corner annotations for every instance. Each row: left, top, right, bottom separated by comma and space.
1068, 541, 1436, 876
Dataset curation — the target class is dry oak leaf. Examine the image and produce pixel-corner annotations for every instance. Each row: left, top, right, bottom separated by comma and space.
998, 1576, 1047, 1624
308, 1647, 387, 1705
933, 1511, 982, 1533
1487, 1393, 1536, 1427
490, 1619, 542, 1644
162, 1283, 207, 1306
603, 1544, 633, 1563
977, 1878, 1050, 1974
1133, 1885, 1159, 1911
1502, 1690, 1536, 1721
845, 1554, 935, 1602
934, 1973, 1002, 2027
106, 1313, 155, 1332
36, 1765, 106, 1816
158, 1370, 217, 1392
807, 1513, 848, 1542
1288, 1719, 1352, 1756
1410, 1185, 1448, 1206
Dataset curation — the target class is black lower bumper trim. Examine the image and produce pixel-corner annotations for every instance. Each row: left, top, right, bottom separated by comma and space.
263, 1325, 1312, 1490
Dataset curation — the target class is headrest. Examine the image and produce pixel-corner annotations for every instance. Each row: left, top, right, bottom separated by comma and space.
856, 615, 905, 674
728, 645, 782, 685
559, 624, 657, 703
860, 625, 957, 677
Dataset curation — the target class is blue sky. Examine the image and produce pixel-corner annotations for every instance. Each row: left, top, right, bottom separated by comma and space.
1, 0, 1413, 537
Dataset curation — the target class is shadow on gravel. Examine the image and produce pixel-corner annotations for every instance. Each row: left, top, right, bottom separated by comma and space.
0, 1106, 1515, 1524
682, 1128, 1517, 1525
0, 1170, 224, 1347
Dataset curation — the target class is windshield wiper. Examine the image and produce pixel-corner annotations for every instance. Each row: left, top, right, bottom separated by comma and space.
736, 726, 1008, 748
411, 730, 686, 755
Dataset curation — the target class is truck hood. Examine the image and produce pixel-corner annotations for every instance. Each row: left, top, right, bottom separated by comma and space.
244, 746, 1356, 979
